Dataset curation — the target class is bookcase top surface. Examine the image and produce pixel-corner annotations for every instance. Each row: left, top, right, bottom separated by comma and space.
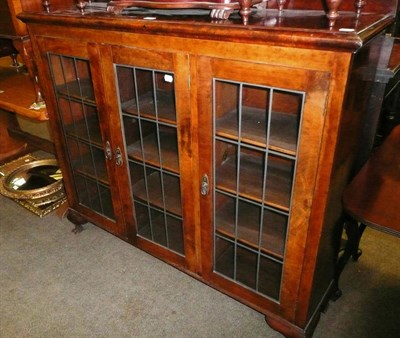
18, 4, 397, 51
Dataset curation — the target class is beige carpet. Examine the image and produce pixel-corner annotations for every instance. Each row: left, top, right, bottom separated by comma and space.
1, 193, 399, 338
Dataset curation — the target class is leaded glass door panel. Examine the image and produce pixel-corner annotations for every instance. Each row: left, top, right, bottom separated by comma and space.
197, 56, 330, 310
37, 38, 126, 236
108, 46, 194, 267
213, 78, 302, 301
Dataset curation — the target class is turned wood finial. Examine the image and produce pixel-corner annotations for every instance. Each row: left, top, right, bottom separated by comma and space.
277, 0, 286, 12
76, 0, 86, 14
354, 0, 366, 16
240, 0, 253, 25
325, 0, 343, 27
42, 0, 50, 13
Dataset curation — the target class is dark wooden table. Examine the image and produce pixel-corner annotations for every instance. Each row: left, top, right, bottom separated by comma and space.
343, 125, 400, 237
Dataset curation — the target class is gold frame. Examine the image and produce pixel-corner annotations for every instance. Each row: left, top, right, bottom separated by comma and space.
15, 192, 67, 218
1, 158, 63, 200
0, 154, 67, 217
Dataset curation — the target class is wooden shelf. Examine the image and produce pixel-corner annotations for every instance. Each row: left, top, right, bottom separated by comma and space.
126, 127, 179, 173
70, 146, 109, 185
216, 151, 294, 212
121, 90, 176, 124
0, 58, 47, 120
56, 78, 95, 104
136, 210, 184, 254
65, 115, 103, 147
216, 107, 299, 156
214, 237, 282, 300
132, 171, 182, 216
74, 173, 115, 220
215, 197, 287, 260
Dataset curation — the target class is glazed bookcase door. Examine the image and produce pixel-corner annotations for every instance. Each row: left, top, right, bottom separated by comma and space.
197, 56, 329, 314
36, 37, 126, 236
100, 45, 195, 269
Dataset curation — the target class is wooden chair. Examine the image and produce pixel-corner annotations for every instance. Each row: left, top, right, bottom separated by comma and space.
333, 124, 400, 299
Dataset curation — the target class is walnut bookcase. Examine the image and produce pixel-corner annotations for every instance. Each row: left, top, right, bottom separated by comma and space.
20, 1, 398, 336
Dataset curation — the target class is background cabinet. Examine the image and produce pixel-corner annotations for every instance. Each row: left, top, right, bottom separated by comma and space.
0, 0, 75, 118
21, 4, 398, 337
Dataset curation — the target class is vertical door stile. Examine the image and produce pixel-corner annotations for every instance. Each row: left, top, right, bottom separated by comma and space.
174, 52, 198, 271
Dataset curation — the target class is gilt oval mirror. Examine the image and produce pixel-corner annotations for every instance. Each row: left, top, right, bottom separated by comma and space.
2, 159, 63, 199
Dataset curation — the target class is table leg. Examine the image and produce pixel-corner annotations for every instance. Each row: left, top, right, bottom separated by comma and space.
0, 110, 27, 164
